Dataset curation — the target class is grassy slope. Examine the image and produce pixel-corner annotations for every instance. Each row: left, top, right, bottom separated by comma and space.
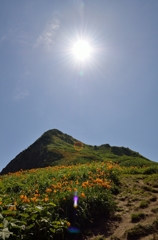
45, 130, 154, 167
1, 129, 158, 239
1, 161, 158, 239
1, 129, 156, 175
0, 161, 120, 239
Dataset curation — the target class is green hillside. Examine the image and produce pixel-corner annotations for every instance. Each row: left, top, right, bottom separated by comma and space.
1, 129, 156, 175
1, 160, 158, 239
0, 130, 158, 239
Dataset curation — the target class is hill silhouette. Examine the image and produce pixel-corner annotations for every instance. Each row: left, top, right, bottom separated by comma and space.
0, 129, 155, 175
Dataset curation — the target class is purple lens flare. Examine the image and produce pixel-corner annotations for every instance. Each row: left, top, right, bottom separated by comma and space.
67, 191, 80, 235
73, 191, 78, 208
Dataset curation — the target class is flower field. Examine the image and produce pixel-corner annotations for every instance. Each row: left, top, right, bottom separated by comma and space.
0, 161, 122, 239
0, 161, 158, 239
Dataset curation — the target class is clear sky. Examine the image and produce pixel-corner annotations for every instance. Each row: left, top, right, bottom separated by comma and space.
0, 0, 158, 171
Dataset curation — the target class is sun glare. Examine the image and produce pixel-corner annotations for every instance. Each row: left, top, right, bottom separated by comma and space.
61, 33, 99, 70
72, 40, 91, 61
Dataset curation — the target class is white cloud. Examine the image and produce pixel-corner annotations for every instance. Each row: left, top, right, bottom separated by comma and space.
35, 17, 60, 51
13, 88, 29, 101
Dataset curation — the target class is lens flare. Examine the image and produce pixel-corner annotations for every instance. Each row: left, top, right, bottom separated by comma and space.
74, 142, 83, 151
67, 227, 80, 233
73, 191, 78, 208
67, 192, 80, 235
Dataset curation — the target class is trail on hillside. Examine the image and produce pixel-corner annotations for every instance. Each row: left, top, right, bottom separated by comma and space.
87, 174, 158, 240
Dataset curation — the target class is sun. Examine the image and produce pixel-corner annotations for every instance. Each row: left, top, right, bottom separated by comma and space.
72, 40, 92, 61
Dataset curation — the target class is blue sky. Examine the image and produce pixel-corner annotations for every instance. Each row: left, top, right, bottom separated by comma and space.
0, 0, 158, 171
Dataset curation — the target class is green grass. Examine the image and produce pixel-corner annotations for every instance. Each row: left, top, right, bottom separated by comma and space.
126, 218, 158, 239
139, 200, 149, 208
131, 213, 146, 223
0, 161, 120, 239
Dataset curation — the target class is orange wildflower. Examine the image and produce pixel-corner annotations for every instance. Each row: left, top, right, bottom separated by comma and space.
46, 188, 52, 193
67, 222, 71, 227
94, 178, 103, 183
20, 195, 27, 199
31, 197, 37, 202
82, 181, 89, 188
9, 206, 16, 211
34, 194, 40, 197
20, 195, 24, 199
81, 192, 85, 198
44, 197, 49, 202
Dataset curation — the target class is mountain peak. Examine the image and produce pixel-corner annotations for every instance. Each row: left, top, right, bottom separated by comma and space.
0, 129, 154, 175
43, 129, 63, 136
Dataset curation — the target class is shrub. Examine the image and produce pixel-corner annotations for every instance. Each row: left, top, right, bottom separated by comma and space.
139, 200, 149, 208
131, 213, 146, 223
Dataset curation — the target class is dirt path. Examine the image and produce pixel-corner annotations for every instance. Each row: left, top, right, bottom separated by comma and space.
87, 174, 158, 240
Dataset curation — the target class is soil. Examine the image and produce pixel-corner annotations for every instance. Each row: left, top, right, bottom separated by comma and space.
84, 174, 158, 240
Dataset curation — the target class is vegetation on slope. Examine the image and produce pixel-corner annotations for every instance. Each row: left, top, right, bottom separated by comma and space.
0, 161, 121, 239
1, 160, 158, 239
1, 129, 155, 175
